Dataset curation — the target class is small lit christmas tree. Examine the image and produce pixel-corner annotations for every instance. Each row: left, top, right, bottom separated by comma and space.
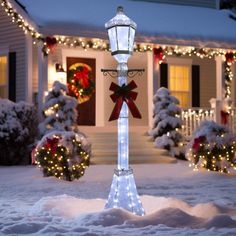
187, 120, 236, 173
149, 87, 183, 156
39, 81, 78, 137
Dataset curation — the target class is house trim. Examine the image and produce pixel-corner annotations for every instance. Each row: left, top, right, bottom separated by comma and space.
25, 35, 33, 103
215, 55, 224, 100
147, 51, 154, 127
38, 44, 48, 120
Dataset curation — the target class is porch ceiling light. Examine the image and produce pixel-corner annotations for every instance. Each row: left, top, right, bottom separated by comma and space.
105, 6, 137, 63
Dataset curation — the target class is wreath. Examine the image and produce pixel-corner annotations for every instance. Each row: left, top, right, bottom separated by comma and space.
34, 131, 90, 181
67, 63, 95, 104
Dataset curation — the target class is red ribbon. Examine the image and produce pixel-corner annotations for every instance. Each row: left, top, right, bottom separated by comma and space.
45, 137, 59, 156
221, 110, 229, 125
153, 47, 164, 62
225, 52, 234, 63
73, 67, 90, 88
109, 80, 142, 121
192, 136, 205, 153
45, 37, 57, 50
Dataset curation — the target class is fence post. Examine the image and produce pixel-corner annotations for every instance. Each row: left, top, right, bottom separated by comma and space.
209, 98, 222, 124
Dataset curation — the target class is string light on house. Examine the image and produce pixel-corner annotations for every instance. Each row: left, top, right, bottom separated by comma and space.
0, 0, 42, 40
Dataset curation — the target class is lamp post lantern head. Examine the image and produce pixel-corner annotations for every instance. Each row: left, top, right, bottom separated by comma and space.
105, 6, 137, 63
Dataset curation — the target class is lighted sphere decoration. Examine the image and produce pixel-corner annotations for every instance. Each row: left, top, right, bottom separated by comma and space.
34, 131, 90, 181
104, 6, 145, 216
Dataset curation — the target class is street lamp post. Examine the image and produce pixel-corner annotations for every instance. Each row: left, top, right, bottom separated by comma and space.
104, 6, 145, 216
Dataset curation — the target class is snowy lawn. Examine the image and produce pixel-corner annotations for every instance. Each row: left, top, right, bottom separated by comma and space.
0, 161, 236, 235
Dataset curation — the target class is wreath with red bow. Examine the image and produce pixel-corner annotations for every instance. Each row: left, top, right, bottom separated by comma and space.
67, 63, 95, 104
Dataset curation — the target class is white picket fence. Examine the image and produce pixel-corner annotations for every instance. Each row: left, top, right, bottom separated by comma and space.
180, 108, 214, 138
180, 107, 236, 138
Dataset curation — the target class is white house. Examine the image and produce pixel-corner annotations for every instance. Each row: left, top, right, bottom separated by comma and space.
0, 0, 236, 130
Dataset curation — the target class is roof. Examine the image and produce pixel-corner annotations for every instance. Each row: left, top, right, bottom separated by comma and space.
16, 0, 236, 49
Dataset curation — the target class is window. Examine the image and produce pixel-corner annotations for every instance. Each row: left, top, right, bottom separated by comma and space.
169, 65, 190, 107
0, 55, 8, 98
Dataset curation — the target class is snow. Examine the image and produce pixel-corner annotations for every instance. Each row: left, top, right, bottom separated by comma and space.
38, 81, 78, 137
1, 162, 236, 235
15, 0, 236, 49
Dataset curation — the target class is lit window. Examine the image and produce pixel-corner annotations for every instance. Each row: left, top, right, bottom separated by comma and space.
0, 56, 8, 98
169, 65, 190, 107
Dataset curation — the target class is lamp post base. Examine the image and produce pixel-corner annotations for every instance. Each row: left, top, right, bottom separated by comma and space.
105, 168, 145, 216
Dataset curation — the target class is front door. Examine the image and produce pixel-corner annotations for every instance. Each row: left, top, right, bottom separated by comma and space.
67, 57, 96, 126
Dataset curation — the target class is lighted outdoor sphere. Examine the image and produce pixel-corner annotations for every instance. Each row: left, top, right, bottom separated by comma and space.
104, 6, 145, 216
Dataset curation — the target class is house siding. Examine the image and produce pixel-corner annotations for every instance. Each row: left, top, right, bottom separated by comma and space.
192, 56, 216, 107
0, 6, 27, 102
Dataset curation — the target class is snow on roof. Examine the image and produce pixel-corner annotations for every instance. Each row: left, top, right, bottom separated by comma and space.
18, 0, 236, 49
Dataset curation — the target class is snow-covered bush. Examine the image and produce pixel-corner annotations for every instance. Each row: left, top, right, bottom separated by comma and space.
38, 81, 78, 138
0, 99, 38, 165
149, 87, 184, 158
34, 131, 91, 181
186, 121, 236, 173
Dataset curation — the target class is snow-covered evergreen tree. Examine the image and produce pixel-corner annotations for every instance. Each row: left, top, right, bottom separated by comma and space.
149, 87, 183, 152
39, 81, 78, 137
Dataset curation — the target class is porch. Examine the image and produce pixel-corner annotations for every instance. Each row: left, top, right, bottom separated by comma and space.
81, 104, 236, 165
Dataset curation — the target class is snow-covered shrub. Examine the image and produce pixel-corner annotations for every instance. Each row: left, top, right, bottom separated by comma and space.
186, 120, 236, 173
34, 131, 91, 181
0, 99, 38, 165
149, 87, 184, 159
38, 81, 78, 138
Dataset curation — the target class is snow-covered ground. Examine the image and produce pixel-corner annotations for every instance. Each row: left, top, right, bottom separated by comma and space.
1, 162, 236, 235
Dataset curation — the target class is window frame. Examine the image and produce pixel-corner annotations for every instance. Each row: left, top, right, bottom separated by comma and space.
166, 57, 192, 108
0, 47, 9, 99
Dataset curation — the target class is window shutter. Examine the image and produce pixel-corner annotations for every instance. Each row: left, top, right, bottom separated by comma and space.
160, 63, 168, 88
8, 52, 16, 102
192, 65, 200, 107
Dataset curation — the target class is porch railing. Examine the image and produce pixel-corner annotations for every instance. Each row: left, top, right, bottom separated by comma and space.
181, 108, 214, 138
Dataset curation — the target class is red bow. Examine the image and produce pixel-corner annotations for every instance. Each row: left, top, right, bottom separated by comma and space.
192, 136, 205, 153
153, 47, 164, 62
109, 80, 141, 121
45, 137, 59, 156
225, 52, 234, 64
73, 67, 89, 88
45, 37, 57, 50
221, 110, 229, 125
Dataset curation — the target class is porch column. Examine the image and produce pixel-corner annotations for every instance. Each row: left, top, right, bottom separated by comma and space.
147, 51, 154, 127
25, 35, 33, 103
38, 45, 48, 121
231, 63, 235, 107
215, 55, 224, 100
209, 98, 222, 124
